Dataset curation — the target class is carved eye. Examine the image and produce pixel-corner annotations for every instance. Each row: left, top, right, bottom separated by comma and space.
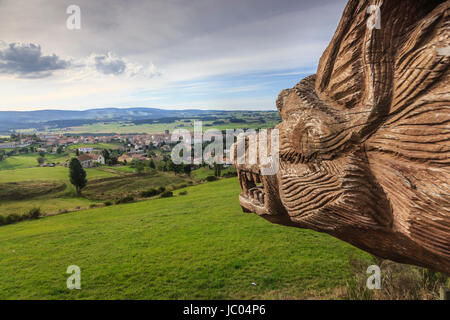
279, 112, 351, 162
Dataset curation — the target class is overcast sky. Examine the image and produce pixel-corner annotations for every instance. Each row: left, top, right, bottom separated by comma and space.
0, 0, 347, 111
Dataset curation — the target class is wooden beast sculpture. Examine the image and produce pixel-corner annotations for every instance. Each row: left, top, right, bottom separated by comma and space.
234, 0, 450, 274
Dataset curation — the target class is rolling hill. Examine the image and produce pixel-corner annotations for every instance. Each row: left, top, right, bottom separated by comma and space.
0, 108, 225, 133
0, 178, 371, 299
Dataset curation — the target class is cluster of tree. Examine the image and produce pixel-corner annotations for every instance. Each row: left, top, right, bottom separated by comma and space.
101, 149, 118, 166
229, 118, 246, 123
129, 157, 191, 176
165, 159, 192, 175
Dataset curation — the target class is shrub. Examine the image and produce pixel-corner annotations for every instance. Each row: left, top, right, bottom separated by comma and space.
223, 171, 238, 177
160, 191, 173, 198
206, 175, 218, 182
89, 204, 97, 208
176, 183, 187, 189
179, 191, 188, 196
343, 255, 449, 300
0, 215, 6, 226
104, 201, 112, 206
158, 186, 166, 193
6, 213, 21, 224
115, 195, 134, 204
140, 188, 160, 197
27, 208, 41, 219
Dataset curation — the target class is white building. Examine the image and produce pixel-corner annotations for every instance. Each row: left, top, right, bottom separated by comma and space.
78, 147, 94, 153
78, 154, 105, 168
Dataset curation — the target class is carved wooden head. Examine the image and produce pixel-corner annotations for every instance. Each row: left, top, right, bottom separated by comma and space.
234, 0, 450, 274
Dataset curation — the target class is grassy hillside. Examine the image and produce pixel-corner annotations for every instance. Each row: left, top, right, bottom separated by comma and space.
0, 166, 117, 183
0, 178, 371, 299
52, 119, 279, 135
67, 143, 122, 150
83, 172, 192, 201
0, 166, 121, 216
0, 153, 70, 170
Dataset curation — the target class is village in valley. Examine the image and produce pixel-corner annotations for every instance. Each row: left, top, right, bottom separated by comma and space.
0, 130, 173, 168
0, 127, 236, 222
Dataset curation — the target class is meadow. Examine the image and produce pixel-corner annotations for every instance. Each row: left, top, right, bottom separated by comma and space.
0, 153, 70, 170
45, 118, 280, 135
0, 178, 371, 299
66, 142, 122, 150
0, 166, 120, 216
0, 155, 227, 216
0, 166, 117, 183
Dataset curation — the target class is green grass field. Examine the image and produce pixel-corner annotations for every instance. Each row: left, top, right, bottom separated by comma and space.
67, 143, 122, 150
0, 166, 121, 216
0, 166, 117, 183
0, 197, 97, 217
190, 166, 236, 180
0, 178, 371, 299
47, 120, 279, 135
83, 171, 193, 201
0, 153, 71, 170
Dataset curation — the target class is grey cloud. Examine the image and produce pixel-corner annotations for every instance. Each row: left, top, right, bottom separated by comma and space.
93, 52, 126, 75
0, 42, 70, 78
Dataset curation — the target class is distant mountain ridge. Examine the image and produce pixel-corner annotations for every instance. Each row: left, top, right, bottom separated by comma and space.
0, 107, 218, 123
0, 107, 234, 133
0, 108, 268, 134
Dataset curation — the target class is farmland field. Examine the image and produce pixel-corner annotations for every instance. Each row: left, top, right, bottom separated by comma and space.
0, 164, 225, 217
67, 143, 122, 150
0, 197, 97, 217
0, 166, 118, 183
0, 166, 121, 216
0, 153, 70, 170
0, 178, 371, 299
45, 118, 280, 135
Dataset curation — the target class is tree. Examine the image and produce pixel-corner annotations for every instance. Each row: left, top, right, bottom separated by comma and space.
102, 149, 110, 162
75, 149, 80, 156
183, 164, 191, 176
69, 158, 87, 196
108, 156, 118, 166
39, 151, 45, 157
57, 146, 63, 154
149, 159, 156, 169
135, 161, 145, 175
213, 162, 222, 177
166, 159, 176, 172
37, 157, 45, 165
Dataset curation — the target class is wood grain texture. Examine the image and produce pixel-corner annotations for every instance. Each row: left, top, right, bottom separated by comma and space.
234, 0, 450, 274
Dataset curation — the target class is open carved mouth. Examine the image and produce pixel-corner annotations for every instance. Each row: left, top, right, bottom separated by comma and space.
237, 169, 267, 215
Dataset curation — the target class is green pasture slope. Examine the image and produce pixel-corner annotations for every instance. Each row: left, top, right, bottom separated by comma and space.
0, 166, 115, 183
58, 120, 279, 135
0, 166, 120, 216
67, 142, 122, 150
0, 153, 70, 170
0, 178, 370, 299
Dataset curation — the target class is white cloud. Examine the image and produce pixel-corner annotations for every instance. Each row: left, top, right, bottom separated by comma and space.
0, 0, 347, 110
